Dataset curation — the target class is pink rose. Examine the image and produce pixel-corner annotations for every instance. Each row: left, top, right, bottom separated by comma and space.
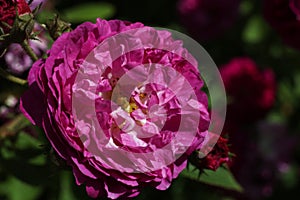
20, 18, 210, 199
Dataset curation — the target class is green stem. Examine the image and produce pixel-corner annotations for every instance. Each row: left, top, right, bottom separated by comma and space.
0, 114, 31, 139
20, 40, 38, 62
0, 67, 28, 86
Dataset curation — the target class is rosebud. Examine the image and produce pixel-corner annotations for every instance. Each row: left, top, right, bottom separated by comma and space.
9, 12, 35, 43
45, 15, 71, 40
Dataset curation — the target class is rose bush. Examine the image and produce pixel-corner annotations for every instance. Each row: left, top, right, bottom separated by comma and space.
20, 18, 210, 199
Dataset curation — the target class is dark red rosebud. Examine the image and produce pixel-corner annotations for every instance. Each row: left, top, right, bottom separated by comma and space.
190, 133, 230, 171
0, 0, 31, 34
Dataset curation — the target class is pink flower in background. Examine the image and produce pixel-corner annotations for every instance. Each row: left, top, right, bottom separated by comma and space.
26, 0, 44, 10
220, 57, 276, 124
264, 0, 300, 50
177, 0, 240, 42
0, 0, 31, 33
4, 23, 48, 75
0, 95, 18, 123
20, 18, 210, 199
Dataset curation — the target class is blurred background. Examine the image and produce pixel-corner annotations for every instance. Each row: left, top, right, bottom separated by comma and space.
1, 0, 300, 199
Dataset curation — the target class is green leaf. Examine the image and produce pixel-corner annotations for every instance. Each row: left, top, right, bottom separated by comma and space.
239, 0, 254, 16
243, 15, 269, 44
279, 164, 298, 189
58, 171, 77, 200
15, 131, 41, 149
180, 165, 243, 192
62, 3, 116, 23
0, 176, 42, 200
0, 132, 50, 186
1, 157, 51, 186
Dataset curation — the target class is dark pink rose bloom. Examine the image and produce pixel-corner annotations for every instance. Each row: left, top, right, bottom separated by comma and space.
20, 18, 210, 199
0, 0, 31, 33
177, 0, 240, 42
220, 57, 276, 124
264, 0, 300, 50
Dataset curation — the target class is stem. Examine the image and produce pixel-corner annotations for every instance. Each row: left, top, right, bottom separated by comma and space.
0, 114, 31, 139
0, 67, 28, 86
20, 40, 38, 62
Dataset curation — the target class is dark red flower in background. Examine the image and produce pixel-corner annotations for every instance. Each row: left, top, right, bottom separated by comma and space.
290, 0, 300, 17
0, 0, 31, 33
220, 57, 276, 124
177, 0, 240, 42
264, 0, 300, 50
